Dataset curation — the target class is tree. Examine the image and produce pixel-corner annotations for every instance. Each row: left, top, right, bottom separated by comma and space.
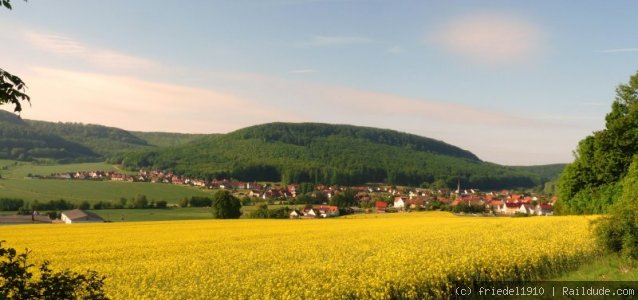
329, 188, 357, 208
1, 1, 31, 113
595, 156, 638, 259
211, 190, 241, 219
558, 70, 638, 213
132, 194, 148, 209
0, 240, 108, 299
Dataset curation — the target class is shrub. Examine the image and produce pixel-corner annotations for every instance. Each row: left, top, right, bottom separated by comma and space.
595, 156, 638, 259
0, 240, 108, 299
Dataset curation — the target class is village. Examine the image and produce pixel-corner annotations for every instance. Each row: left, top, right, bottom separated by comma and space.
41, 169, 556, 218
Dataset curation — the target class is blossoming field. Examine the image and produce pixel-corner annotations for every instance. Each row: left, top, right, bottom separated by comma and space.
0, 212, 596, 299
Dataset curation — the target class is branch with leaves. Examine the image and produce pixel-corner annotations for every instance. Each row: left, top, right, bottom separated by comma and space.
0, 68, 30, 112
1, 0, 30, 113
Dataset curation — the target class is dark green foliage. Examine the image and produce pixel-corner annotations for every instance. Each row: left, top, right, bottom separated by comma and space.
0, 198, 23, 211
249, 205, 292, 219
31, 199, 74, 211
558, 71, 638, 213
0, 68, 30, 113
451, 204, 486, 214
330, 188, 357, 208
595, 156, 638, 259
130, 132, 210, 147
0, 240, 108, 300
0, 110, 209, 162
78, 201, 91, 210
118, 123, 540, 189
131, 194, 148, 209
189, 196, 212, 207
509, 164, 566, 184
155, 200, 167, 209
178, 197, 189, 208
92, 201, 113, 210
211, 190, 241, 219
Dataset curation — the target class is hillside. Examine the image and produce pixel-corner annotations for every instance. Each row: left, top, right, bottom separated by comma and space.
118, 122, 542, 189
0, 110, 208, 161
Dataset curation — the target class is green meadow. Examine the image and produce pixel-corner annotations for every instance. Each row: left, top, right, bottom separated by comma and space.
0, 161, 212, 204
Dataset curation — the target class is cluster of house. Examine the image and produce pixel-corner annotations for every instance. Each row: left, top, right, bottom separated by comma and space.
386, 190, 555, 216
42, 169, 555, 216
289, 205, 340, 219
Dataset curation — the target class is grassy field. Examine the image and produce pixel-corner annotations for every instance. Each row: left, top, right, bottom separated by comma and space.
0, 212, 596, 299
92, 208, 216, 222
555, 254, 638, 280
0, 161, 135, 178
0, 161, 212, 204
90, 205, 294, 221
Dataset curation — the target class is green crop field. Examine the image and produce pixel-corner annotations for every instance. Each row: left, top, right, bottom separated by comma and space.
1, 161, 134, 178
91, 207, 216, 222
0, 161, 212, 204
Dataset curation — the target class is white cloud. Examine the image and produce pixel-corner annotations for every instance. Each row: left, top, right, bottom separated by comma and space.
388, 46, 403, 54
24, 31, 156, 71
302, 35, 373, 47
288, 69, 317, 74
20, 68, 301, 133
431, 12, 544, 65
600, 48, 638, 53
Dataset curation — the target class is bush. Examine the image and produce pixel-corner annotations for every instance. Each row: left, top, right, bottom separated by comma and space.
155, 200, 167, 209
0, 198, 24, 211
595, 156, 638, 259
78, 201, 91, 210
190, 197, 212, 207
211, 190, 241, 219
0, 240, 108, 299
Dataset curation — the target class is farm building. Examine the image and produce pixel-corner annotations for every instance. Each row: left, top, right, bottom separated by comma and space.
60, 209, 104, 224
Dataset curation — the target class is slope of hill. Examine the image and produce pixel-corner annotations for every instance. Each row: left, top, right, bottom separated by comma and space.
509, 164, 566, 183
0, 110, 208, 161
131, 131, 211, 148
118, 122, 541, 189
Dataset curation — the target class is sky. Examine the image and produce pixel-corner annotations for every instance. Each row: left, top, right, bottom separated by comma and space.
1, 0, 638, 165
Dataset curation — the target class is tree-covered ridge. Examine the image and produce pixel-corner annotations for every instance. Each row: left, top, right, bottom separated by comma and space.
228, 122, 480, 161
509, 164, 566, 183
0, 110, 209, 161
131, 131, 211, 148
118, 122, 542, 189
557, 71, 638, 214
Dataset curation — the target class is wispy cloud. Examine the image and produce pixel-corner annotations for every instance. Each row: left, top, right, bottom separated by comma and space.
431, 12, 545, 66
302, 35, 373, 47
600, 48, 638, 53
388, 46, 403, 54
288, 69, 317, 74
24, 31, 156, 71
21, 68, 301, 133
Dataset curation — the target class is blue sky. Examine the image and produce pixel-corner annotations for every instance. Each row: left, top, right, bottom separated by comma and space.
1, 0, 638, 165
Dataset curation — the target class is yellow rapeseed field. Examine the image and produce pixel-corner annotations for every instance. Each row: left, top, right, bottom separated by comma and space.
0, 212, 596, 299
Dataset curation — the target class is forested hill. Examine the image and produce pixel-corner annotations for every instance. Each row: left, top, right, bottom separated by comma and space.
0, 110, 207, 161
118, 122, 543, 189
229, 123, 480, 161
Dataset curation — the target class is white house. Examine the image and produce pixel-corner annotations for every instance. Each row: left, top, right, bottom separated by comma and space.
60, 209, 104, 224
393, 197, 406, 210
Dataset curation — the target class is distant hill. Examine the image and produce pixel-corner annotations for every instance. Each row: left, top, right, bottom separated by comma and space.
0, 110, 208, 162
118, 122, 543, 189
131, 131, 210, 148
508, 164, 566, 183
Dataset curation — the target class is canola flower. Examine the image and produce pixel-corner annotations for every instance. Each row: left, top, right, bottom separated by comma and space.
0, 212, 596, 299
